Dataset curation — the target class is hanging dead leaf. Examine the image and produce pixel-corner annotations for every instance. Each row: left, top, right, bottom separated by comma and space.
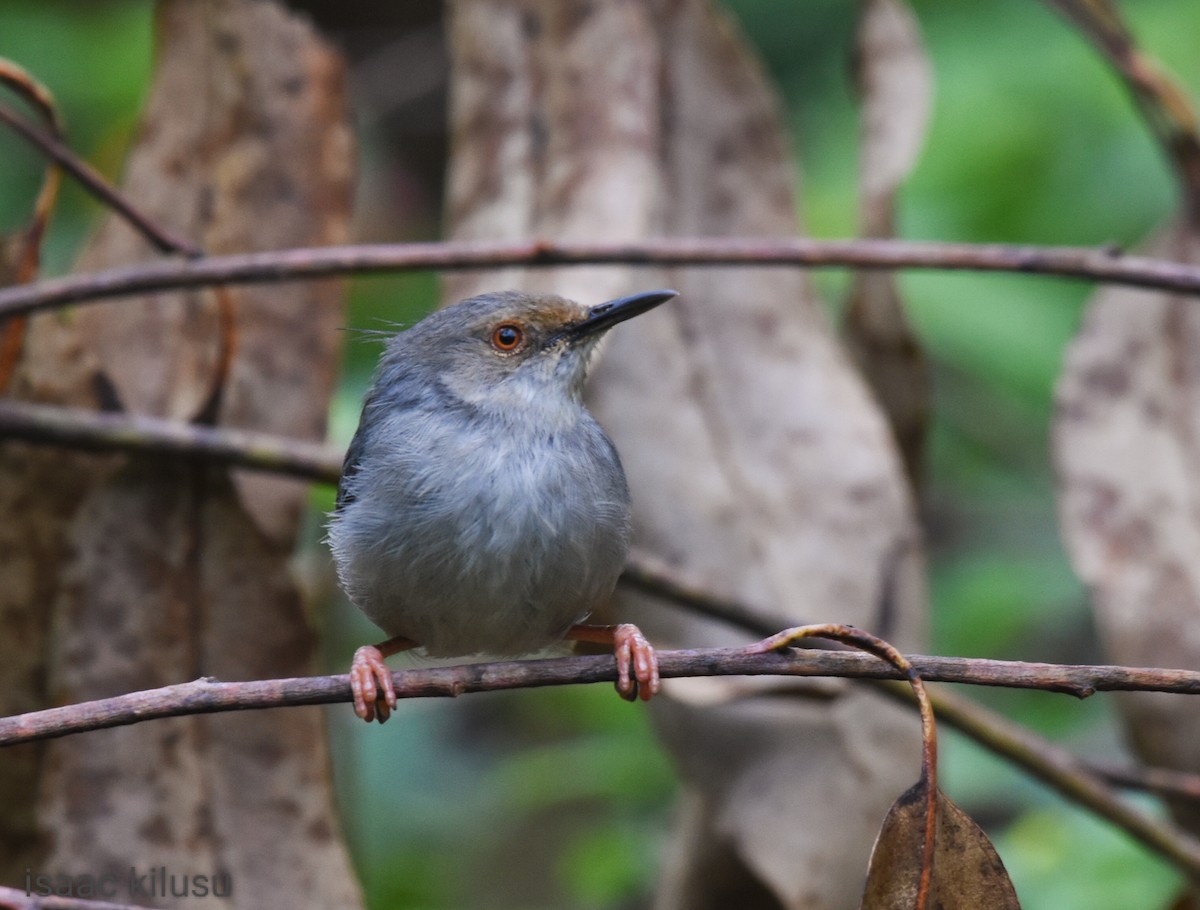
844, 273, 930, 488
71, 0, 352, 541
852, 0, 932, 237
861, 782, 1021, 910
1052, 0, 1200, 858
1054, 221, 1200, 836
444, 2, 928, 907
741, 625, 1018, 910
2, 2, 363, 907
845, 0, 933, 485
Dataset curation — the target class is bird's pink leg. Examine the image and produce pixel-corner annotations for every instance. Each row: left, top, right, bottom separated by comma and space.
566, 623, 661, 702
350, 635, 416, 723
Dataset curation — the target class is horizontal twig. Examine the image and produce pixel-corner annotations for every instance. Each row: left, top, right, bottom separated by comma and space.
1, 237, 1200, 321
0, 399, 340, 482
3, 645, 1200, 748
1090, 761, 1200, 802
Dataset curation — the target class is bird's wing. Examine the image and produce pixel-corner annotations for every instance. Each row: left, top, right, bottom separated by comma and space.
335, 417, 370, 512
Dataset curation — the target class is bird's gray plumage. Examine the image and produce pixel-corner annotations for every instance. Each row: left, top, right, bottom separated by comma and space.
327, 290, 672, 657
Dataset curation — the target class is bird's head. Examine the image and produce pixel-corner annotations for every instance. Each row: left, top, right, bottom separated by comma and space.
395, 288, 677, 413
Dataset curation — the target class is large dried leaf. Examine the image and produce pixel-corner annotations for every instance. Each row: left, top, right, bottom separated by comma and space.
445, 2, 927, 907
861, 782, 1020, 910
853, 0, 932, 237
1, 3, 363, 907
1054, 222, 1200, 833
844, 0, 933, 485
39, 465, 358, 908
844, 274, 929, 486
73, 0, 353, 541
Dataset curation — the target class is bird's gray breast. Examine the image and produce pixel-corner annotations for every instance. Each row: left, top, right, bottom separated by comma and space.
328, 398, 631, 657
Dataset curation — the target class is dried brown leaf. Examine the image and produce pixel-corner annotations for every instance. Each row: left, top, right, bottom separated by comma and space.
844, 273, 930, 486
445, 2, 927, 907
72, 0, 353, 541
861, 782, 1021, 910
853, 0, 932, 237
0, 3, 363, 906
38, 463, 363, 908
845, 0, 933, 485
1054, 221, 1200, 833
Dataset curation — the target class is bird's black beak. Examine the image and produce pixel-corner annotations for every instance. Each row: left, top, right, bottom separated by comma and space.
567, 289, 678, 341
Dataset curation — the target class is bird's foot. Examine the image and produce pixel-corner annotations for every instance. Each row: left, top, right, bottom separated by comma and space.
612, 623, 661, 701
567, 622, 661, 702
350, 645, 394, 723
349, 635, 415, 723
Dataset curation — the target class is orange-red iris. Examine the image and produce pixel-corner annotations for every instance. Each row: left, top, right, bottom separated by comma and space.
491, 323, 524, 351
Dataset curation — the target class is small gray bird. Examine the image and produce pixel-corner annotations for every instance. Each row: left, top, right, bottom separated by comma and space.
329, 288, 677, 722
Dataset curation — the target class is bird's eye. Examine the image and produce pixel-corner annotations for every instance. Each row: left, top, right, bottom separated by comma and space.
491, 323, 524, 352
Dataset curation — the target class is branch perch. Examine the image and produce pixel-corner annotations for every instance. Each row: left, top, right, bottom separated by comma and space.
4, 645, 1200, 748
4, 237, 1200, 320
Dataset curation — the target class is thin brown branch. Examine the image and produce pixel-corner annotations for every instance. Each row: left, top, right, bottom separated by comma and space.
0, 98, 201, 258
5, 640, 1200, 880
0, 400, 1198, 709
1091, 762, 1200, 802
4, 237, 1200, 321
4, 645, 1200, 749
0, 399, 341, 483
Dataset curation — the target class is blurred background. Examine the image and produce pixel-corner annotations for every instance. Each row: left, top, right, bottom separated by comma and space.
2, 1, 1199, 907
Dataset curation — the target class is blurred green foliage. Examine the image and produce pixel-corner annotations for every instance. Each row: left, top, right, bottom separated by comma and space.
3, 0, 1199, 907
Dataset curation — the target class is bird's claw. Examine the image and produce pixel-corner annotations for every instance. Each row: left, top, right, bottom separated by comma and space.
612, 623, 660, 702
350, 644, 397, 723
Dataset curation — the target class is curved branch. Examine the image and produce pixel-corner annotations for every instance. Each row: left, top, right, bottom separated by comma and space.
2, 237, 1200, 320
4, 645, 1200, 748
0, 69, 201, 257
